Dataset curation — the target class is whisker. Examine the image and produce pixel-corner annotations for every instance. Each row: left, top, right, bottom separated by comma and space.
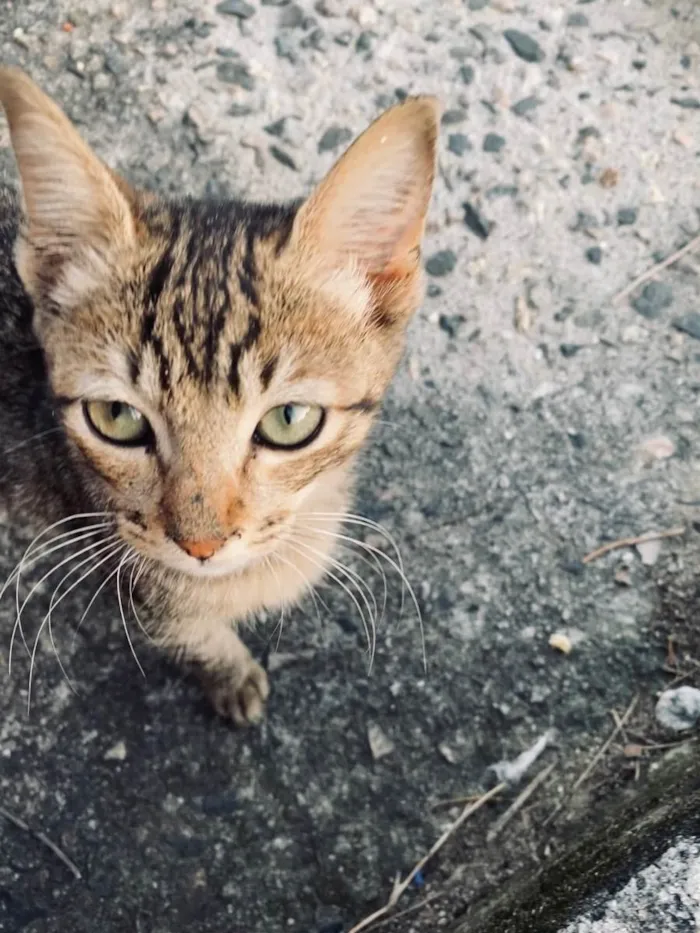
35, 539, 123, 699
295, 527, 388, 631
286, 539, 375, 669
299, 511, 406, 616
117, 549, 145, 677
72, 550, 127, 648
2, 427, 64, 455
128, 557, 152, 642
27, 539, 123, 711
301, 525, 426, 671
263, 556, 287, 651
10, 530, 116, 675
268, 550, 330, 635
3, 522, 112, 661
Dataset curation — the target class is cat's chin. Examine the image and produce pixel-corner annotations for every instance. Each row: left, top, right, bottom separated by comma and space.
152, 548, 265, 580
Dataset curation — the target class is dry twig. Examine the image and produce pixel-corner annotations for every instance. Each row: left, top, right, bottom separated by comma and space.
572, 695, 639, 791
0, 804, 82, 880
543, 695, 639, 828
347, 783, 507, 933
612, 232, 700, 305
369, 893, 441, 930
487, 763, 556, 842
431, 792, 503, 811
582, 527, 685, 564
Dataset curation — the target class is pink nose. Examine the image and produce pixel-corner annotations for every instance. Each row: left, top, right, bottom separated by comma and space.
176, 538, 225, 560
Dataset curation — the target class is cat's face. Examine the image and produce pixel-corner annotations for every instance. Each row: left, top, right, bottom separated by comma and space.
0, 68, 438, 580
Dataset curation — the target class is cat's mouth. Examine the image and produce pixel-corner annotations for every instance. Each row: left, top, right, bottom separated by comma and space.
117, 515, 283, 580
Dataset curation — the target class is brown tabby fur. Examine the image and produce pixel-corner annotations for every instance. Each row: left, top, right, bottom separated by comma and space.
0, 68, 439, 724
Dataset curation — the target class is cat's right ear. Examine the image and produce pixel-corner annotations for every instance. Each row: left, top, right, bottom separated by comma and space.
0, 67, 137, 309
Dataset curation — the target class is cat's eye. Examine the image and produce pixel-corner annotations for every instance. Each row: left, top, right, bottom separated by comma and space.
255, 403, 325, 450
83, 400, 152, 447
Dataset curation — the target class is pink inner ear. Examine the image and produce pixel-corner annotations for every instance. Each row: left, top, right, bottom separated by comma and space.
292, 96, 439, 279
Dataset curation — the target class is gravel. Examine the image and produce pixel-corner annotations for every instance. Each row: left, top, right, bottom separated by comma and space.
631, 282, 674, 320
617, 207, 639, 226
655, 687, 700, 732
462, 202, 494, 239
673, 312, 700, 340
2, 1, 700, 931
317, 125, 353, 152
215, 0, 256, 18
483, 132, 506, 153
503, 28, 545, 63
448, 133, 471, 156
426, 250, 457, 277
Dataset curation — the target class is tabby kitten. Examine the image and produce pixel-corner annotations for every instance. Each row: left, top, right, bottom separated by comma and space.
0, 68, 439, 725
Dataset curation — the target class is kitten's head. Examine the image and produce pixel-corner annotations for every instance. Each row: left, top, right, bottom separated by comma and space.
0, 68, 439, 580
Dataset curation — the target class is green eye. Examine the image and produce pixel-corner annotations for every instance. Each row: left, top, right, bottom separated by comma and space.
84, 400, 151, 447
255, 403, 325, 450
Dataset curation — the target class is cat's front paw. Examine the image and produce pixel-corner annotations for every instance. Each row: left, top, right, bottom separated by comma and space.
202, 659, 270, 727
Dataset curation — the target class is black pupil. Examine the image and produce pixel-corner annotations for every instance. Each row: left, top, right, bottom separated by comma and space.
283, 405, 294, 425
111, 402, 124, 420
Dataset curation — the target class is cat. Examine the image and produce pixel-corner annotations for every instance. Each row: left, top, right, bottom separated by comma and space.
0, 67, 439, 725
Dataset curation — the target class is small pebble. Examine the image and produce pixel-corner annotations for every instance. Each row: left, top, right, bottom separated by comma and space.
586, 246, 603, 265
617, 207, 638, 226
656, 686, 700, 732
269, 145, 297, 170
673, 312, 700, 341
355, 31, 373, 52
426, 250, 457, 277
459, 64, 475, 85
228, 103, 253, 117
549, 633, 572, 655
279, 3, 305, 28
441, 108, 468, 126
671, 97, 700, 110
560, 343, 582, 358
427, 284, 442, 298
487, 184, 518, 199
463, 202, 493, 240
318, 126, 352, 153
448, 133, 471, 156
566, 12, 589, 26
483, 132, 506, 153
503, 29, 545, 63
215, 0, 255, 16
640, 435, 675, 461
439, 314, 466, 338
216, 61, 256, 90
275, 36, 297, 61
468, 0, 489, 8
449, 39, 482, 61
631, 282, 673, 320
264, 117, 287, 137
512, 96, 540, 116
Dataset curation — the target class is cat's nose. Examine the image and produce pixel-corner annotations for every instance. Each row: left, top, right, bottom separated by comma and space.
176, 538, 225, 561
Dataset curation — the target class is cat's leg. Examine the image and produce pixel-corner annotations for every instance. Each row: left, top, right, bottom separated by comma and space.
158, 612, 270, 726
194, 629, 270, 727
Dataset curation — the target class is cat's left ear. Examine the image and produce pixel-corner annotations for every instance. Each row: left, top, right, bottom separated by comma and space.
0, 67, 137, 308
291, 95, 441, 322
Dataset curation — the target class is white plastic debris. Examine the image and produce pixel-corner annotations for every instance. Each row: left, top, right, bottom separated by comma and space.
636, 538, 662, 566
104, 740, 127, 761
489, 729, 557, 785
367, 724, 395, 761
655, 687, 700, 733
